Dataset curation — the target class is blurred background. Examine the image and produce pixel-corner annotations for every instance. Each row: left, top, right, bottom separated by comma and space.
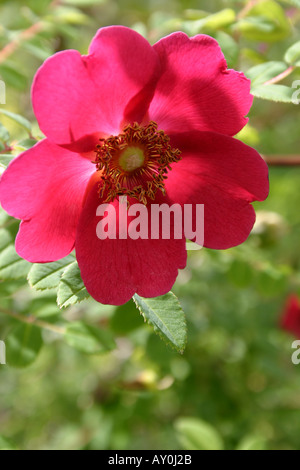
0, 0, 300, 450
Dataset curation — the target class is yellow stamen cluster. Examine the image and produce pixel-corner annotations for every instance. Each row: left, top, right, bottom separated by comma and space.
94, 121, 182, 205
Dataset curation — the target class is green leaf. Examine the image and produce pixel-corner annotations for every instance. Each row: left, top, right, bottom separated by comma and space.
49, 6, 89, 25
0, 63, 27, 91
110, 300, 144, 334
246, 61, 287, 87
175, 417, 224, 451
235, 0, 291, 42
0, 154, 14, 168
0, 245, 31, 280
57, 262, 90, 308
198, 9, 236, 30
227, 259, 253, 288
0, 123, 10, 143
279, 0, 300, 7
284, 40, 300, 66
28, 255, 75, 291
236, 435, 267, 450
65, 321, 116, 354
0, 109, 32, 135
133, 292, 187, 353
0, 228, 13, 251
6, 324, 43, 368
214, 31, 239, 68
252, 84, 296, 103
0, 436, 17, 450
22, 42, 52, 61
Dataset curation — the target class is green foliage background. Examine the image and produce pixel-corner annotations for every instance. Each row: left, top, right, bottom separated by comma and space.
0, 0, 300, 450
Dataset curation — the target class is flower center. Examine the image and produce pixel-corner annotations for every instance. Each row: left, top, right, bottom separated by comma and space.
119, 146, 145, 172
94, 121, 181, 205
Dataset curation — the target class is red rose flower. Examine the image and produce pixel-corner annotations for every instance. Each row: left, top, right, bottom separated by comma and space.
0, 26, 269, 305
281, 295, 300, 339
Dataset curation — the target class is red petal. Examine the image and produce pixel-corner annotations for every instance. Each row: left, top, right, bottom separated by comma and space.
165, 131, 269, 249
0, 140, 95, 262
149, 32, 252, 136
76, 187, 187, 305
32, 26, 160, 146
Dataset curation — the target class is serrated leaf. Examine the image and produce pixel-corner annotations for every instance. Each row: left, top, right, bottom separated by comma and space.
133, 292, 187, 353
6, 324, 43, 368
252, 84, 295, 103
284, 41, 300, 66
246, 61, 287, 87
175, 417, 224, 451
0, 109, 32, 135
28, 254, 75, 291
57, 262, 90, 308
0, 244, 31, 280
65, 321, 116, 354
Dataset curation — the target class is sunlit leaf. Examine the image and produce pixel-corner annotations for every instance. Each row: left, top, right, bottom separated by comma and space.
0, 109, 32, 135
246, 61, 287, 86
284, 40, 300, 66
28, 255, 75, 291
251, 84, 295, 103
0, 245, 31, 280
57, 262, 90, 308
133, 292, 187, 353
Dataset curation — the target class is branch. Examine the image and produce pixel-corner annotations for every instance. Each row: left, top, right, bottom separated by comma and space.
237, 0, 260, 20
0, 22, 45, 65
263, 155, 300, 166
0, 307, 66, 335
263, 66, 296, 86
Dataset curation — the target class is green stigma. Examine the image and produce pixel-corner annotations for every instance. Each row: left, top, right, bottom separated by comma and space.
119, 146, 145, 172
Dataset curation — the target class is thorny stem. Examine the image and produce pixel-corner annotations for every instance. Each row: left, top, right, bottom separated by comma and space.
0, 307, 66, 335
